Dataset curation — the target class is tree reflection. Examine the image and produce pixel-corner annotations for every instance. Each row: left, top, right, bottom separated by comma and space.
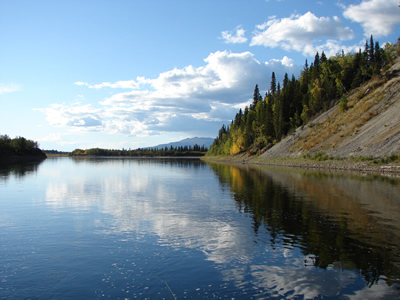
206, 161, 400, 288
70, 156, 206, 169
0, 161, 43, 182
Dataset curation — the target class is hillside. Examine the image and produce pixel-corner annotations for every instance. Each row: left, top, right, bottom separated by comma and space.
259, 58, 400, 160
206, 37, 400, 163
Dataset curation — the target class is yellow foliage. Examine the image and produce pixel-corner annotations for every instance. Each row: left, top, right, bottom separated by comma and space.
230, 166, 244, 190
230, 142, 241, 155
230, 133, 245, 155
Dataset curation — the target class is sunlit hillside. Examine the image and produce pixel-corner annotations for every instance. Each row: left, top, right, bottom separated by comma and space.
207, 37, 400, 161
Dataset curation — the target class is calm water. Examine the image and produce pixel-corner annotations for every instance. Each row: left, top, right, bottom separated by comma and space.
1, 158, 400, 299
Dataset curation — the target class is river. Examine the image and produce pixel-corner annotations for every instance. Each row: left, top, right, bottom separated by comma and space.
0, 157, 399, 299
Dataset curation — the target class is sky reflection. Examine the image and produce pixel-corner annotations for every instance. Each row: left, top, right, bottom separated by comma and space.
35, 158, 400, 298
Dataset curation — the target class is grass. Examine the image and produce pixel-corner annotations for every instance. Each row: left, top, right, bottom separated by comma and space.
204, 151, 400, 175
293, 76, 388, 152
371, 154, 400, 164
251, 154, 400, 174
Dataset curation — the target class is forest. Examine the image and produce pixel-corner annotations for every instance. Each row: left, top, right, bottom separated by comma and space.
207, 36, 400, 156
0, 134, 46, 158
69, 144, 208, 157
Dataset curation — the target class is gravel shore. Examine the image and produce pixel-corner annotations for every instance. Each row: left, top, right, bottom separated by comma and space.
202, 155, 400, 174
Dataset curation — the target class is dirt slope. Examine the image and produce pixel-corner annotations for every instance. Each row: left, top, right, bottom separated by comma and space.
260, 58, 400, 159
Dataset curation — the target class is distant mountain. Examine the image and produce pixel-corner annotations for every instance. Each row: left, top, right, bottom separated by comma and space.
149, 137, 214, 150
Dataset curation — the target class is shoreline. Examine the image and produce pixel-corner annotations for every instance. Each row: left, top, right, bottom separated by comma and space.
201, 155, 400, 174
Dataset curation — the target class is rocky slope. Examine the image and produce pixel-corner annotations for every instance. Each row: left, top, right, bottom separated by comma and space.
259, 58, 400, 160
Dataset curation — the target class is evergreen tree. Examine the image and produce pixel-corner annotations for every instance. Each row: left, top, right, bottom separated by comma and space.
282, 73, 289, 89
270, 72, 277, 95
244, 109, 256, 147
206, 37, 399, 156
312, 52, 320, 79
373, 41, 382, 74
369, 35, 375, 63
314, 52, 320, 69
280, 73, 291, 134
321, 51, 327, 64
351, 49, 363, 89
273, 89, 283, 140
364, 39, 369, 60
264, 96, 275, 140
289, 74, 302, 129
234, 108, 243, 127
252, 84, 262, 108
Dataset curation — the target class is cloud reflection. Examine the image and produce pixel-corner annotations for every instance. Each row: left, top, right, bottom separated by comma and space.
42, 158, 400, 298
44, 159, 256, 265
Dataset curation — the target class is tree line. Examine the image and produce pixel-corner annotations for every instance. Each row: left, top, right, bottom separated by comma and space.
70, 144, 209, 157
207, 36, 400, 156
0, 134, 46, 157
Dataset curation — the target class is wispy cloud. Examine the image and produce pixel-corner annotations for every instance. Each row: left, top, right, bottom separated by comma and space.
74, 79, 149, 89
38, 51, 300, 137
250, 12, 354, 56
343, 0, 400, 37
0, 83, 20, 95
221, 26, 248, 44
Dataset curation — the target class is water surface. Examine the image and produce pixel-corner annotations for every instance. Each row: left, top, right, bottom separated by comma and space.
1, 157, 399, 299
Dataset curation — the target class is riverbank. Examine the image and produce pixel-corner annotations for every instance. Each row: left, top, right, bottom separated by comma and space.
205, 59, 400, 173
202, 154, 400, 174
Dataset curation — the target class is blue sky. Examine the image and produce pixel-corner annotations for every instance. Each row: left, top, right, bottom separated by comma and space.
1, 0, 399, 151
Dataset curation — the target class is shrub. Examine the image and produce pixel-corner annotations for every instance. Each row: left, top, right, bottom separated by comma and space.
313, 152, 329, 161
338, 96, 348, 113
386, 154, 400, 163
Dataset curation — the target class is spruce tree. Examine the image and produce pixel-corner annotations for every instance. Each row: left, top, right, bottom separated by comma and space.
321, 51, 327, 64
264, 97, 275, 140
270, 72, 277, 95
374, 41, 382, 74
312, 52, 320, 80
252, 84, 261, 108
369, 35, 375, 63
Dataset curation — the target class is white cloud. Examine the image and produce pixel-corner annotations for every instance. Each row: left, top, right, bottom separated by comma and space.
250, 12, 354, 55
75, 79, 149, 89
303, 39, 361, 57
221, 26, 248, 44
36, 103, 102, 130
38, 51, 300, 137
281, 56, 295, 67
343, 0, 400, 37
0, 83, 20, 95
74, 81, 88, 86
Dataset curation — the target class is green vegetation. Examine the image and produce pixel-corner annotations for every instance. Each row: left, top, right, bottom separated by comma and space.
338, 96, 348, 113
305, 153, 400, 164
207, 36, 400, 157
249, 153, 400, 173
0, 134, 46, 162
44, 149, 70, 156
354, 154, 400, 165
70, 144, 208, 157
